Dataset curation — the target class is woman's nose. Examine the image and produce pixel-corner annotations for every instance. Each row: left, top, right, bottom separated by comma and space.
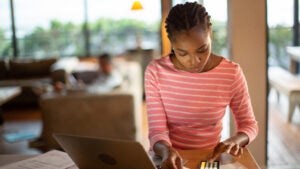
191, 55, 201, 65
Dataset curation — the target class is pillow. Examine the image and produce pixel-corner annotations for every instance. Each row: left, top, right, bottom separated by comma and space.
9, 58, 57, 78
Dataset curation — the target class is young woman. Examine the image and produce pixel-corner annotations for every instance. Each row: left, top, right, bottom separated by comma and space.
144, 2, 258, 169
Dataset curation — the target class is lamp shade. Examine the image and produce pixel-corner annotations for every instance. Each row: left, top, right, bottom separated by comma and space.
131, 1, 143, 10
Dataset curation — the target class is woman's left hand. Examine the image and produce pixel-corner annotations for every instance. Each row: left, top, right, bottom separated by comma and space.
207, 141, 243, 162
207, 132, 249, 162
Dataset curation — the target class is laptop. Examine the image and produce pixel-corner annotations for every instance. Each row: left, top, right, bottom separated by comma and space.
53, 133, 158, 169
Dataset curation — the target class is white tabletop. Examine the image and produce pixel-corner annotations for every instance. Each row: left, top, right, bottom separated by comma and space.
0, 86, 21, 105
286, 46, 300, 62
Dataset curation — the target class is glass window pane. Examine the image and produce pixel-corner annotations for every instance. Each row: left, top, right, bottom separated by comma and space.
0, 0, 12, 59
203, 0, 229, 57
203, 0, 227, 57
87, 0, 161, 55
267, 0, 293, 69
14, 0, 85, 58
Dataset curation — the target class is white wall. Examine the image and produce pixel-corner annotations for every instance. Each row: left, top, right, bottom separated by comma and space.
228, 0, 267, 168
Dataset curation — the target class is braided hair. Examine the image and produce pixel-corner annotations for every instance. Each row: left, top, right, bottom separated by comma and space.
165, 2, 212, 41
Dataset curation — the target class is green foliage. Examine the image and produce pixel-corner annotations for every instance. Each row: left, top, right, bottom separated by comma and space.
0, 28, 12, 58
88, 18, 160, 55
3, 18, 228, 58
16, 18, 160, 57
21, 20, 83, 57
90, 18, 146, 33
268, 25, 292, 68
211, 21, 227, 55
1, 16, 229, 58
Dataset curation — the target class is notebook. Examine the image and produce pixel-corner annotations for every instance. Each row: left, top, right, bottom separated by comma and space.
53, 133, 157, 169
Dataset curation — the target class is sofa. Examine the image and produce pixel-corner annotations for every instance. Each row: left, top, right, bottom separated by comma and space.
33, 59, 144, 150
0, 57, 59, 107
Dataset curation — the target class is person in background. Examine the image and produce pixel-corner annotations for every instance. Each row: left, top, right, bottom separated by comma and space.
53, 81, 65, 92
87, 53, 123, 93
98, 53, 114, 75
144, 2, 258, 169
53, 53, 122, 93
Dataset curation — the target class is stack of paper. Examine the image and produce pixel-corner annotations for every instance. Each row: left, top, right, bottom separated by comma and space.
0, 150, 77, 169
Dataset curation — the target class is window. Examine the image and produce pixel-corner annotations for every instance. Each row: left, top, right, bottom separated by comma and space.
0, 0, 12, 59
14, 0, 85, 58
267, 0, 293, 69
1, 0, 161, 59
203, 0, 228, 57
87, 0, 161, 55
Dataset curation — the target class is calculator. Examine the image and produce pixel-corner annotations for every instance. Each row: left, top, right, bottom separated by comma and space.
199, 161, 220, 169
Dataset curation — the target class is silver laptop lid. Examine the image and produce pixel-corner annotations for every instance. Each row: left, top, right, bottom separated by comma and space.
53, 133, 157, 169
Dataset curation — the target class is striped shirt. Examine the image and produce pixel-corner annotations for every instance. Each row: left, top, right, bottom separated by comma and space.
144, 55, 258, 149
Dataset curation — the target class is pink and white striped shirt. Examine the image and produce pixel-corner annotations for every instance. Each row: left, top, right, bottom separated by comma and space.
144, 55, 258, 149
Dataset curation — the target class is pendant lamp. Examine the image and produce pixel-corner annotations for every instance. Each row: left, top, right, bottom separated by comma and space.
131, 1, 143, 10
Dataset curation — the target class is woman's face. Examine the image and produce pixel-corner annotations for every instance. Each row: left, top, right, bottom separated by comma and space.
171, 25, 212, 73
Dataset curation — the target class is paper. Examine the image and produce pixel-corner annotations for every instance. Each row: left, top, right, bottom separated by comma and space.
0, 150, 75, 169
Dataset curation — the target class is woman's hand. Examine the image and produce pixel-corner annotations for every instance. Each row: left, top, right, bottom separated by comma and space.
208, 132, 249, 162
208, 141, 243, 162
153, 141, 183, 169
160, 147, 183, 169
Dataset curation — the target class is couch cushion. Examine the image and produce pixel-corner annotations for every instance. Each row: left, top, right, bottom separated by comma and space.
8, 58, 57, 78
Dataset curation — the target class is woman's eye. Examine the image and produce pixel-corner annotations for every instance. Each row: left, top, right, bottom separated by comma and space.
178, 53, 187, 56
197, 48, 207, 53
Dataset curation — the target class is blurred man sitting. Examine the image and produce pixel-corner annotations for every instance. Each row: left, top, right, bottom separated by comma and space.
86, 53, 123, 93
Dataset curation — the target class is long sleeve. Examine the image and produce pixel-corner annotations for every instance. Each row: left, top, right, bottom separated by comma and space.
144, 62, 172, 149
230, 65, 258, 143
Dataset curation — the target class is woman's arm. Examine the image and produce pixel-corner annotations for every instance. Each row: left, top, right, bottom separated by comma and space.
229, 65, 258, 144
209, 65, 258, 161
145, 61, 183, 169
144, 62, 172, 149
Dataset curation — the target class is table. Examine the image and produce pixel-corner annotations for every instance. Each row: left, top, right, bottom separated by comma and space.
287, 46, 300, 62
0, 86, 21, 105
175, 148, 259, 169
287, 46, 300, 74
0, 86, 21, 124
0, 148, 259, 169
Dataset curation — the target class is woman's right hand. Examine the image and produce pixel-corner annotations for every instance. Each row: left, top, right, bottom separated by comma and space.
153, 141, 183, 169
160, 147, 183, 169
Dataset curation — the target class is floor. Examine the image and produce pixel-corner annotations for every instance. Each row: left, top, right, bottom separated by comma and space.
267, 89, 300, 169
0, 108, 42, 154
0, 94, 300, 169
